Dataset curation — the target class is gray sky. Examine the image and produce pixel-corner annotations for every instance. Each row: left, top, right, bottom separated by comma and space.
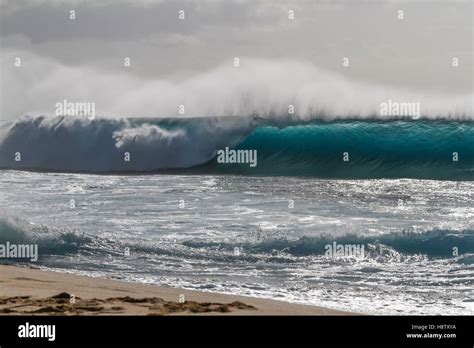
1, 0, 472, 119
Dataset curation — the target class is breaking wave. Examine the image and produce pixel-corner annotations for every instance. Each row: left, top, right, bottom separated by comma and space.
183, 229, 474, 260
0, 217, 89, 256
2, 216, 473, 263
1, 115, 473, 179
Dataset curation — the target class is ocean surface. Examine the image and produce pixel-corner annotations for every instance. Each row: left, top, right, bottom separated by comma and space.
0, 116, 473, 315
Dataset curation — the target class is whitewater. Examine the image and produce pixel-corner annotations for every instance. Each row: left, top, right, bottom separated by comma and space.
0, 171, 473, 315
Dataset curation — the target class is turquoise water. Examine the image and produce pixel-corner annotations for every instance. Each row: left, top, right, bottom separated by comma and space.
1, 116, 473, 180
207, 120, 474, 179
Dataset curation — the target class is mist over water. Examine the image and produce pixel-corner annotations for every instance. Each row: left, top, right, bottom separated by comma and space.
2, 53, 472, 121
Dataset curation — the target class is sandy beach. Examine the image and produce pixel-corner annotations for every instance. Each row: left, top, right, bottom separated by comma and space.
0, 265, 352, 316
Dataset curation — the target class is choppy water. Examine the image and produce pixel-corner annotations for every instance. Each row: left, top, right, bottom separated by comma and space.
1, 170, 473, 315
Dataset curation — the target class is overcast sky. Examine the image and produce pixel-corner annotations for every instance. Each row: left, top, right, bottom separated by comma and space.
0, 0, 472, 119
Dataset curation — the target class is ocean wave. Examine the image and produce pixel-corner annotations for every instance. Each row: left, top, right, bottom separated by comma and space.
0, 217, 136, 259
203, 120, 474, 179
0, 217, 89, 256
1, 216, 472, 264
0, 115, 254, 172
183, 229, 474, 260
1, 115, 473, 179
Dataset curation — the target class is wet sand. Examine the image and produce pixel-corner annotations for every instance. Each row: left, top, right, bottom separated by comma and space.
0, 265, 353, 315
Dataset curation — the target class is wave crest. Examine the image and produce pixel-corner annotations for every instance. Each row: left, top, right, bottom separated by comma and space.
1, 115, 474, 179
183, 229, 474, 260
0, 115, 253, 171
